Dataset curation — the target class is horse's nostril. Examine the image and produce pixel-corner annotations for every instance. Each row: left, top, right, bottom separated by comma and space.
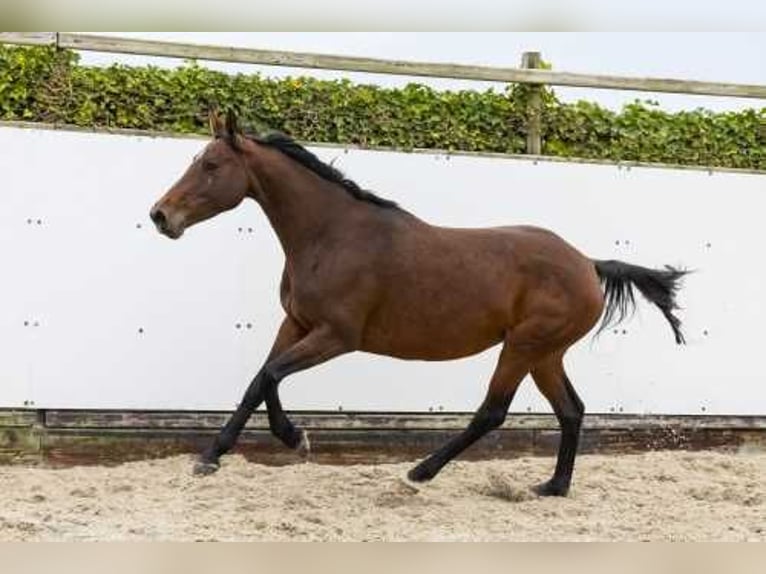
151, 207, 168, 228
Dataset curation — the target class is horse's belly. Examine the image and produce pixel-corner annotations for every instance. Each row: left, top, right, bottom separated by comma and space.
360, 306, 506, 361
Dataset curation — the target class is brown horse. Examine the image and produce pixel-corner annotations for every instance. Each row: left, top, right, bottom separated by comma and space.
150, 110, 687, 496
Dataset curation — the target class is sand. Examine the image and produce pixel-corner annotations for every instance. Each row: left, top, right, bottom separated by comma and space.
0, 450, 763, 541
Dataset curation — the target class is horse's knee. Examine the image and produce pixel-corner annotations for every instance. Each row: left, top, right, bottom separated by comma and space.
240, 369, 276, 406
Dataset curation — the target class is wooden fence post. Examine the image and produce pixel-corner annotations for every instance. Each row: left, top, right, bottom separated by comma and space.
521, 51, 543, 155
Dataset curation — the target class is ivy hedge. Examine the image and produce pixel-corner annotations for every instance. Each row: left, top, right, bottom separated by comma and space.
1, 45, 764, 169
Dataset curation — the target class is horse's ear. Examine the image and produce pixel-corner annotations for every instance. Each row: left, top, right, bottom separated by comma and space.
225, 109, 241, 139
208, 109, 225, 138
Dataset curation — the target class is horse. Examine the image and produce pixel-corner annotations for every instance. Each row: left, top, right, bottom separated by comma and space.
149, 110, 687, 496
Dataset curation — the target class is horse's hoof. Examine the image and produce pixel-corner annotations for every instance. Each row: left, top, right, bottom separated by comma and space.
532, 480, 570, 497
406, 464, 436, 483
296, 430, 311, 459
192, 460, 220, 477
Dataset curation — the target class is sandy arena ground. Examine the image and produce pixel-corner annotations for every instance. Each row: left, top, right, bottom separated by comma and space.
0, 450, 763, 541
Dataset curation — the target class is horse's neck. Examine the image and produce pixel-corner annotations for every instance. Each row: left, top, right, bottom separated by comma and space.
246, 148, 356, 258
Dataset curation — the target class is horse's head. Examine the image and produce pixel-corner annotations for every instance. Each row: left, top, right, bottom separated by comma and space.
150, 110, 254, 239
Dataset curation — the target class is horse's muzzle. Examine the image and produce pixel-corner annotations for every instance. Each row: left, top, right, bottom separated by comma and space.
150, 206, 183, 239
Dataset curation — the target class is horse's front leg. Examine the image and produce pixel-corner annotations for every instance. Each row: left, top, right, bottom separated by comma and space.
194, 319, 348, 475
262, 316, 308, 453
264, 383, 311, 457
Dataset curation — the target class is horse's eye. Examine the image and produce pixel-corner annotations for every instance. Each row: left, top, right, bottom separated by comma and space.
202, 160, 219, 172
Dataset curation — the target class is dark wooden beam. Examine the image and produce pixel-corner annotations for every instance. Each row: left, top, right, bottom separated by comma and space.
2, 409, 764, 466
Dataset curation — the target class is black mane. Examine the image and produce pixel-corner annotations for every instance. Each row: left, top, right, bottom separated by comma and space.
248, 132, 400, 210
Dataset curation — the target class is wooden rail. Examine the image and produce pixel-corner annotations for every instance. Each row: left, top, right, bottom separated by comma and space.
2, 32, 766, 100
2, 409, 765, 466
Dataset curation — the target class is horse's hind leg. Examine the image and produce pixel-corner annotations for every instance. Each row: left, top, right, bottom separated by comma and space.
530, 352, 585, 496
407, 343, 531, 482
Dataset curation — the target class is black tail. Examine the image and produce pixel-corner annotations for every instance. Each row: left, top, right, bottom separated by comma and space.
593, 259, 688, 344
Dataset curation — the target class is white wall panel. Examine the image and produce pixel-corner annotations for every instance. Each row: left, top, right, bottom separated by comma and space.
1, 126, 764, 415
